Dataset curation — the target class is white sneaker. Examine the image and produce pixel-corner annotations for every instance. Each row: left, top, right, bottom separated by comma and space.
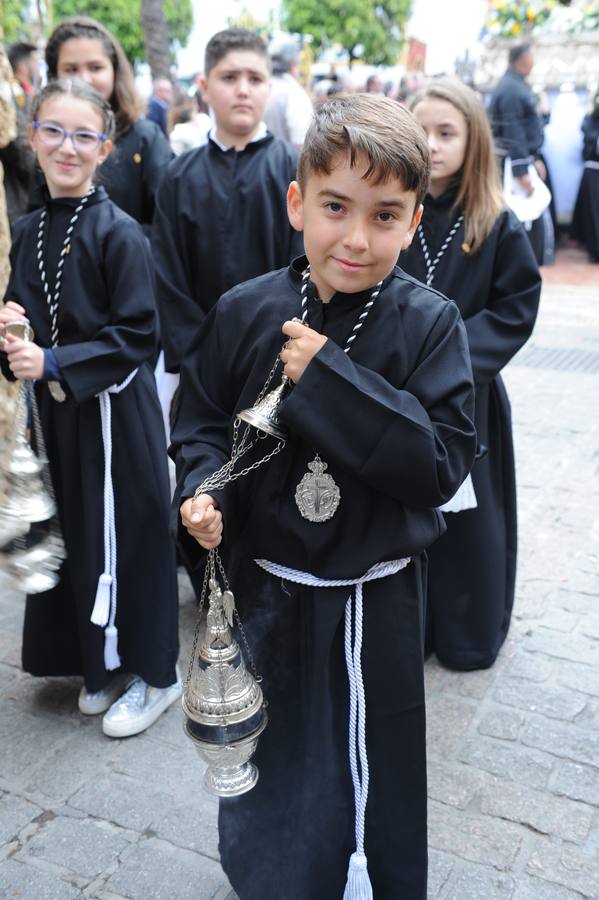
102, 672, 182, 738
78, 673, 134, 715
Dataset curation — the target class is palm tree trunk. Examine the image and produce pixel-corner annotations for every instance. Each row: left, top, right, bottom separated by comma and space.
141, 0, 171, 80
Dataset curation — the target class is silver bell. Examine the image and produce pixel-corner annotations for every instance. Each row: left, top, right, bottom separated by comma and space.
236, 376, 289, 441
0, 318, 34, 346
0, 444, 56, 523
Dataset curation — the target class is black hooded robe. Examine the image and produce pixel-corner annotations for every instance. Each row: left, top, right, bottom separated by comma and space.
401, 194, 541, 669
171, 261, 476, 899
1, 188, 179, 692
151, 132, 303, 374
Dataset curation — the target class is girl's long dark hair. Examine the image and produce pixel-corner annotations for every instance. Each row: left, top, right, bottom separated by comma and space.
45, 16, 144, 138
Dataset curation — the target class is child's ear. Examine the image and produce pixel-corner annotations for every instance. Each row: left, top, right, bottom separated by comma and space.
287, 180, 304, 232
198, 74, 209, 105
400, 203, 423, 251
97, 139, 113, 166
28, 124, 36, 153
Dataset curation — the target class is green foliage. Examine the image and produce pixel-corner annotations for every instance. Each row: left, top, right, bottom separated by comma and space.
54, 0, 193, 63
1, 0, 193, 65
1, 0, 37, 44
281, 0, 413, 66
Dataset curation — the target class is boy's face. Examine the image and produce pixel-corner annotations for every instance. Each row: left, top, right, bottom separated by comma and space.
288, 154, 422, 301
200, 50, 270, 144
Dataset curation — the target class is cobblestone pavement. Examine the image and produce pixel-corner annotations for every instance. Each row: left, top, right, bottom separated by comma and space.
0, 274, 598, 900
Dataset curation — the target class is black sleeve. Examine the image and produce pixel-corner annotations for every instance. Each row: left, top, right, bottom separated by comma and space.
169, 304, 234, 567
151, 167, 201, 373
51, 221, 158, 402
280, 301, 476, 508
464, 214, 541, 385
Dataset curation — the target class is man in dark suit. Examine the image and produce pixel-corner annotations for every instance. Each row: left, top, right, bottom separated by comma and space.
146, 78, 173, 137
488, 43, 548, 264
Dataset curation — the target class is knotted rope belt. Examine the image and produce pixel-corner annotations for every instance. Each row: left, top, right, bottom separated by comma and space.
255, 556, 412, 900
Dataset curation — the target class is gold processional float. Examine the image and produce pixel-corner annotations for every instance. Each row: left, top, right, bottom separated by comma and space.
0, 317, 302, 798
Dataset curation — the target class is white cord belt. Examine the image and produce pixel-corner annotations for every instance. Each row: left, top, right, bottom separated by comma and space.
90, 368, 138, 670
255, 556, 411, 900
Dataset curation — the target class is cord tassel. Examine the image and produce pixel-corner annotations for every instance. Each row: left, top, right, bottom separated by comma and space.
254, 557, 411, 900
91, 573, 112, 625
92, 369, 138, 669
343, 852, 373, 900
104, 624, 121, 670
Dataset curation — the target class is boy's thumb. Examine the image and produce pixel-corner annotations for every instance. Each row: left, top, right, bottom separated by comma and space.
190, 496, 212, 524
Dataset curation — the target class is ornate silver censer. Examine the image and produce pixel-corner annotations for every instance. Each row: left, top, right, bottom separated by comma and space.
183, 551, 267, 796
182, 274, 383, 793
0, 330, 67, 590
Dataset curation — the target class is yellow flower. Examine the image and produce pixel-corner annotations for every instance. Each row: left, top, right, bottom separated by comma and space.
512, 22, 522, 34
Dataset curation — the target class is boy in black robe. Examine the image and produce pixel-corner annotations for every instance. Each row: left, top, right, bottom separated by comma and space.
152, 28, 303, 374
171, 95, 476, 899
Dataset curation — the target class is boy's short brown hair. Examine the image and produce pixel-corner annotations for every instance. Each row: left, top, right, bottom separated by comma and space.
297, 94, 431, 207
204, 28, 270, 76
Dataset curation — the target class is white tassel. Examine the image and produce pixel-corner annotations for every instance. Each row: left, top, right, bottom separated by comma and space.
104, 624, 121, 670
91, 573, 112, 625
343, 852, 373, 900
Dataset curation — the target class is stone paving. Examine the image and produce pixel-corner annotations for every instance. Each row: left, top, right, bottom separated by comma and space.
0, 269, 598, 899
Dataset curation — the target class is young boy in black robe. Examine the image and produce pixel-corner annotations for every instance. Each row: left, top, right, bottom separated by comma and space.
152, 28, 303, 374
171, 94, 476, 899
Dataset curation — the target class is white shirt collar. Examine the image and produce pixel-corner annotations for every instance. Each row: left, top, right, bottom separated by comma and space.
209, 122, 268, 151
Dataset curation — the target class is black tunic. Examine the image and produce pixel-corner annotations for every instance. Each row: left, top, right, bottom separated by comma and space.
171, 260, 476, 899
1, 188, 179, 692
152, 132, 303, 373
571, 113, 599, 260
401, 191, 541, 669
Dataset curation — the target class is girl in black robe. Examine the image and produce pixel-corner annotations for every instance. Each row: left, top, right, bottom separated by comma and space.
401, 78, 541, 670
39, 16, 173, 233
571, 91, 599, 262
1, 80, 179, 734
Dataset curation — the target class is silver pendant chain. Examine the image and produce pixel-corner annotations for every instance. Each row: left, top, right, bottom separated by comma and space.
295, 266, 383, 523
417, 213, 464, 286
299, 266, 383, 353
36, 187, 95, 348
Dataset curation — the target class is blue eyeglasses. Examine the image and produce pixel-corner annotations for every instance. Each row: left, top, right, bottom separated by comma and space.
32, 121, 108, 153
